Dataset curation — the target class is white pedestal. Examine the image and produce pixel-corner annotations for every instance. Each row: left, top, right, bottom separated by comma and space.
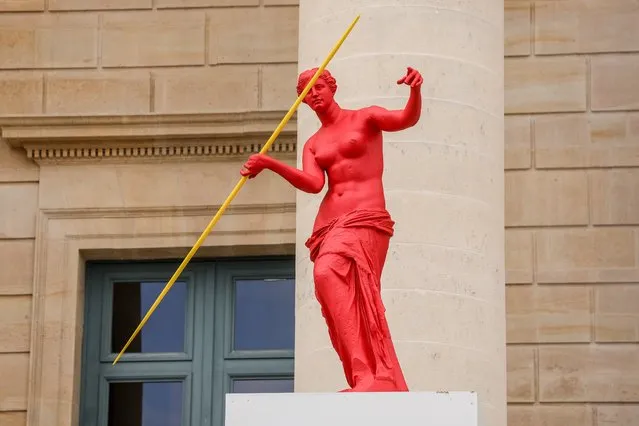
225, 391, 478, 426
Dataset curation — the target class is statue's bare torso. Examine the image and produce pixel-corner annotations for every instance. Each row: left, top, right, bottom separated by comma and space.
307, 108, 386, 230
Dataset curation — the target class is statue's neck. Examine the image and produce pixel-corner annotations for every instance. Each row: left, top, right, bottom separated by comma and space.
317, 102, 342, 126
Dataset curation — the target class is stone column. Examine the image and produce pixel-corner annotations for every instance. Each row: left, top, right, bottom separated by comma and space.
294, 2, 505, 426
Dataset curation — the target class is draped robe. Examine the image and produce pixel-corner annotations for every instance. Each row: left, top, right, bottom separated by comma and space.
305, 209, 408, 391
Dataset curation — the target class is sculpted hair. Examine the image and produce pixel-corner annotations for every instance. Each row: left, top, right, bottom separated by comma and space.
296, 68, 338, 96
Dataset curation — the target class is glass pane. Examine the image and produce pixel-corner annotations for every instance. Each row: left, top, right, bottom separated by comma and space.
232, 378, 294, 394
111, 281, 187, 353
234, 278, 295, 351
108, 381, 183, 426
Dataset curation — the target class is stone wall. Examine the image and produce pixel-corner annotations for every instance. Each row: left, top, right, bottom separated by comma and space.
504, 0, 639, 425
0, 152, 35, 426
0, 1, 298, 115
0, 0, 638, 425
0, 2, 298, 425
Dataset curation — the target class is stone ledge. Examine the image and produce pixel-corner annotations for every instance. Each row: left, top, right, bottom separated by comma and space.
0, 111, 297, 163
225, 392, 478, 426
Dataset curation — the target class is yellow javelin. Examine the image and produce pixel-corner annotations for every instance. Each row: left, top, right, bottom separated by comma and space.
113, 14, 361, 365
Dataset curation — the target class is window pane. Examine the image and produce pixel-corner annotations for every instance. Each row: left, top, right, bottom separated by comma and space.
231, 378, 294, 393
233, 278, 295, 351
108, 381, 183, 426
111, 281, 187, 353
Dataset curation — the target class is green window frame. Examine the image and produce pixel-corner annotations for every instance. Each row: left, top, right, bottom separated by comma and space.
80, 257, 295, 426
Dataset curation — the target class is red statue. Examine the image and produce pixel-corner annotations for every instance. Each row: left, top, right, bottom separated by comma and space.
241, 66, 422, 392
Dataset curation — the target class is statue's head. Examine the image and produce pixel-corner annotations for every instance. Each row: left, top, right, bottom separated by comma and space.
297, 68, 338, 113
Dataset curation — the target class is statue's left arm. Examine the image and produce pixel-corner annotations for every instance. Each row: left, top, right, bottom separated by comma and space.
366, 67, 423, 132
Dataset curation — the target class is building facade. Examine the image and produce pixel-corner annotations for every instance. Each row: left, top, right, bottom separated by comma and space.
0, 1, 637, 426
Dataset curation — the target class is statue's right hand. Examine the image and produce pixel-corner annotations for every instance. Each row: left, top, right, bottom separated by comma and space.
397, 66, 423, 88
241, 154, 270, 179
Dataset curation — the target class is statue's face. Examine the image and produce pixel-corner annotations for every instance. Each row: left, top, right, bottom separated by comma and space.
303, 78, 335, 113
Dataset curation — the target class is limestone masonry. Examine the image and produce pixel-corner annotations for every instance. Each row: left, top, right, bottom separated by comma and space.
0, 1, 638, 426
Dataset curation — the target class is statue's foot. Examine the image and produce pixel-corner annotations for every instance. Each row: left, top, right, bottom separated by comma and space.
339, 377, 402, 393
339, 382, 369, 392
366, 378, 402, 392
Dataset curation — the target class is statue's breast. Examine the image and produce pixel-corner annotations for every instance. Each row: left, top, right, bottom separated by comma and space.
313, 140, 337, 169
314, 130, 367, 168
337, 130, 367, 159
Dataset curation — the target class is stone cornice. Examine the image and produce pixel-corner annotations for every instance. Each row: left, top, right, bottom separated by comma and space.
0, 111, 297, 163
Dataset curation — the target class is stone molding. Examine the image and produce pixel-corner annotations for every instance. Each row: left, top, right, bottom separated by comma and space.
0, 111, 297, 163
